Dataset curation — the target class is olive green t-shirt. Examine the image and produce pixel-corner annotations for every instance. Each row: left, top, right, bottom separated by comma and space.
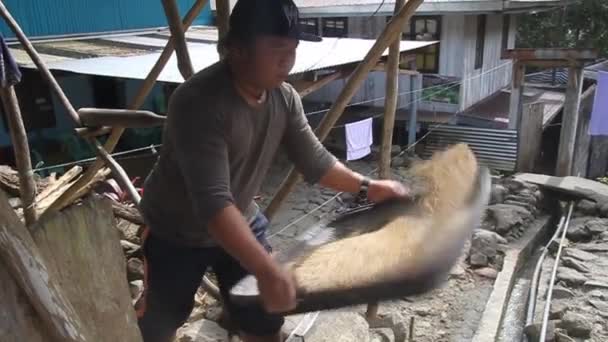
140, 61, 337, 247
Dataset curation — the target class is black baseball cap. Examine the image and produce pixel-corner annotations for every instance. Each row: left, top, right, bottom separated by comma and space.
229, 0, 322, 43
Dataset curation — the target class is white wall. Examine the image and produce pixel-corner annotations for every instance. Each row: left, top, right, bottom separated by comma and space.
459, 14, 513, 110
438, 14, 466, 78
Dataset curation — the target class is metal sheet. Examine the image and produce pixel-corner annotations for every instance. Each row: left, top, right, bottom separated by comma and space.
422, 125, 518, 171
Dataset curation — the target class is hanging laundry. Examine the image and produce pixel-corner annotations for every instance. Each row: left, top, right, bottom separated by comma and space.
0, 34, 21, 88
345, 117, 373, 161
589, 71, 608, 136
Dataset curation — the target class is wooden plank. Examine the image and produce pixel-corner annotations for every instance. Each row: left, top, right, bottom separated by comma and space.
556, 66, 584, 176
516, 102, 543, 172
48, 0, 208, 213
573, 85, 596, 178
32, 196, 142, 342
264, 0, 426, 220
78, 108, 166, 128
379, 0, 405, 180
35, 166, 82, 217
0, 190, 90, 342
508, 62, 525, 129
0, 87, 37, 226
161, 0, 194, 79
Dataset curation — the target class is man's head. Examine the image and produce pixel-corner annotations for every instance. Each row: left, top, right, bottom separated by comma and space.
221, 0, 321, 89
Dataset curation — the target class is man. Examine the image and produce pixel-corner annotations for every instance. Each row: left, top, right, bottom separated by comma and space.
137, 0, 409, 341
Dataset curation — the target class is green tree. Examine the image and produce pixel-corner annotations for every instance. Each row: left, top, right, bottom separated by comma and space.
517, 0, 608, 57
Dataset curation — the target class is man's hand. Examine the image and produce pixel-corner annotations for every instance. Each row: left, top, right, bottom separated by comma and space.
367, 179, 410, 203
256, 264, 297, 313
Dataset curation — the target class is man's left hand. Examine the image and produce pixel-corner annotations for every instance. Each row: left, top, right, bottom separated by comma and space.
367, 179, 410, 203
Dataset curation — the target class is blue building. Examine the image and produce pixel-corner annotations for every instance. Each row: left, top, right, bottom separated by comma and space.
0, 0, 212, 39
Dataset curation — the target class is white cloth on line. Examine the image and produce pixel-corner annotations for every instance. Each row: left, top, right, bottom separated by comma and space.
345, 117, 373, 161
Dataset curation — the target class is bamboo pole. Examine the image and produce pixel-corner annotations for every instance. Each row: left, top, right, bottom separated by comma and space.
379, 0, 405, 180
265, 0, 425, 220
49, 0, 208, 213
0, 1, 81, 126
0, 87, 37, 226
161, 0, 194, 79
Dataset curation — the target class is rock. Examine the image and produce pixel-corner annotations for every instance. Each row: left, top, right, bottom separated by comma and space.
470, 253, 489, 267
555, 330, 576, 342
549, 301, 570, 319
524, 321, 557, 341
599, 231, 608, 241
469, 229, 508, 265
588, 289, 607, 299
129, 280, 144, 300
558, 312, 593, 338
116, 219, 142, 244
561, 257, 591, 273
449, 263, 467, 278
548, 238, 570, 255
414, 305, 433, 316
552, 286, 575, 299
584, 281, 608, 289
588, 299, 608, 312
504, 200, 536, 213
176, 319, 228, 341
577, 242, 608, 252
502, 178, 527, 192
556, 267, 588, 286
576, 199, 598, 216
120, 240, 141, 258
305, 311, 369, 342
566, 217, 594, 242
563, 248, 597, 262
203, 305, 223, 322
127, 258, 144, 281
370, 328, 394, 342
490, 184, 508, 204
474, 267, 499, 279
599, 202, 608, 218
484, 204, 533, 234
188, 306, 207, 323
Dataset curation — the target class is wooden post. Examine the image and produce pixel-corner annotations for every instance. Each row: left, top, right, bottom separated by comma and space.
408, 67, 421, 146
49, 0, 208, 213
0, 1, 80, 126
0, 87, 37, 226
264, 0, 425, 220
379, 0, 405, 180
508, 61, 525, 130
556, 65, 584, 177
161, 0, 194, 80
0, 191, 90, 342
572, 85, 596, 178
517, 102, 544, 172
216, 0, 231, 42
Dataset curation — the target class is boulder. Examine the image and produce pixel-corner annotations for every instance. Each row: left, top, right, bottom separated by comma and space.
561, 257, 591, 274
563, 248, 597, 262
116, 219, 142, 244
552, 286, 575, 300
484, 204, 533, 235
490, 184, 508, 205
599, 202, 608, 218
469, 253, 489, 267
586, 218, 608, 236
474, 267, 498, 279
502, 178, 528, 193
600, 231, 608, 241
470, 230, 508, 261
305, 311, 370, 342
575, 199, 598, 216
120, 240, 141, 259
549, 301, 570, 319
577, 242, 608, 253
524, 321, 557, 341
127, 257, 144, 281
588, 299, 608, 312
176, 319, 228, 341
370, 328, 394, 342
556, 267, 588, 287
555, 330, 576, 342
566, 217, 594, 242
558, 312, 593, 338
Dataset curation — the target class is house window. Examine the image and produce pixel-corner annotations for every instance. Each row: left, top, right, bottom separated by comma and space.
406, 16, 441, 73
502, 14, 511, 52
299, 18, 319, 36
475, 15, 486, 70
322, 17, 348, 38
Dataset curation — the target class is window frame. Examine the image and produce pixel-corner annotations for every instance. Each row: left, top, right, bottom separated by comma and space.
298, 18, 320, 36
388, 15, 442, 74
321, 17, 348, 38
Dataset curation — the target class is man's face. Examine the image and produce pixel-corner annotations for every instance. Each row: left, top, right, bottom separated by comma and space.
248, 35, 298, 88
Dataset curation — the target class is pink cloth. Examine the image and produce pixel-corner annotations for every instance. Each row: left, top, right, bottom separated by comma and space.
345, 117, 373, 161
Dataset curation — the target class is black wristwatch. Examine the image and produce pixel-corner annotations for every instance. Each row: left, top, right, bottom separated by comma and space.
358, 176, 371, 199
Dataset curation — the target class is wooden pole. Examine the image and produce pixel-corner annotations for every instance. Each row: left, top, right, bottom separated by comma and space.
264, 0, 425, 220
0, 191, 90, 342
0, 87, 37, 226
0, 1, 81, 126
216, 0, 231, 43
516, 102, 544, 172
572, 85, 596, 178
161, 0, 194, 79
49, 0, 208, 213
556, 65, 584, 176
379, 0, 405, 180
294, 70, 348, 98
508, 61, 525, 130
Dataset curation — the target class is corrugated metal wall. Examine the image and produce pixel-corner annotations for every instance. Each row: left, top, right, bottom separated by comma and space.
422, 125, 518, 171
0, 0, 212, 39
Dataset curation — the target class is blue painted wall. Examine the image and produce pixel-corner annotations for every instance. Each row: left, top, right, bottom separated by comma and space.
0, 0, 213, 39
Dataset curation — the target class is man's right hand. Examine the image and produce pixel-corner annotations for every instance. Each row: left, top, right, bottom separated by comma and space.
256, 263, 297, 313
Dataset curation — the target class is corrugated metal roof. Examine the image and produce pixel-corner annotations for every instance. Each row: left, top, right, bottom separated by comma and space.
10, 25, 436, 83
